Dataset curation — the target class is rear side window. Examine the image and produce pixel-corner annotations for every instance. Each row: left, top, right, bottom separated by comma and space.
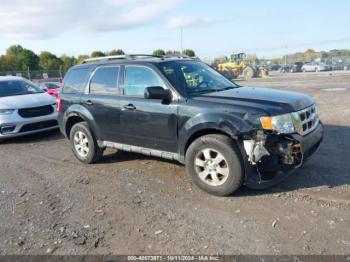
63, 68, 90, 94
90, 66, 119, 95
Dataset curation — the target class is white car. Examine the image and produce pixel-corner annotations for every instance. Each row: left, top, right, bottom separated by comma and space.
0, 76, 58, 139
301, 62, 330, 72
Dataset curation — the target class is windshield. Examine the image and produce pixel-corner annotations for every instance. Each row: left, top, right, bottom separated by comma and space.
40, 82, 60, 89
0, 80, 43, 98
156, 61, 238, 96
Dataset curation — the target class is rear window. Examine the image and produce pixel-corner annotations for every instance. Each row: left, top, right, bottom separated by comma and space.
63, 68, 91, 94
90, 66, 119, 95
46, 83, 60, 89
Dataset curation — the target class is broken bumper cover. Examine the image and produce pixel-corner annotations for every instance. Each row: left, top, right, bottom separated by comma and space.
245, 122, 323, 189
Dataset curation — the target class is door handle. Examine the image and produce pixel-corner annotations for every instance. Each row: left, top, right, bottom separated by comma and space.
84, 100, 93, 105
122, 104, 136, 110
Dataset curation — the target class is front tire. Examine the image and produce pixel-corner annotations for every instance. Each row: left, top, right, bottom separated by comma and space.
242, 66, 255, 79
185, 134, 244, 196
70, 122, 103, 164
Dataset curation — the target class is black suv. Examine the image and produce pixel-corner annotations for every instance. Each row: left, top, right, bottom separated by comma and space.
58, 54, 323, 196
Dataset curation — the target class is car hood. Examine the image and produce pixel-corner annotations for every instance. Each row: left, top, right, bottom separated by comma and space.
192, 87, 314, 115
0, 93, 56, 109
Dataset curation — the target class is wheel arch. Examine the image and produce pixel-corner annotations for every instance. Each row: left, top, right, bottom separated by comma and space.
65, 114, 86, 138
178, 112, 255, 164
183, 128, 235, 157
63, 104, 95, 138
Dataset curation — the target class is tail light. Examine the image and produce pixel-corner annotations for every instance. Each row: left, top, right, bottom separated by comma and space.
56, 95, 62, 112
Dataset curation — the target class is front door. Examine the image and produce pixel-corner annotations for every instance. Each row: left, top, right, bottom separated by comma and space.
119, 65, 178, 152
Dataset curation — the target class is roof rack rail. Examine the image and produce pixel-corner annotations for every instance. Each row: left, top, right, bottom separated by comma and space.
163, 54, 190, 59
162, 53, 200, 61
81, 54, 160, 64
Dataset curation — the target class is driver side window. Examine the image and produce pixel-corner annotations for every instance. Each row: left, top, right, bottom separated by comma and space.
124, 66, 166, 96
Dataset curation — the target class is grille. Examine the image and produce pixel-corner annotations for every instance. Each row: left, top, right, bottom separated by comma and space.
19, 120, 58, 133
292, 105, 319, 136
18, 105, 54, 118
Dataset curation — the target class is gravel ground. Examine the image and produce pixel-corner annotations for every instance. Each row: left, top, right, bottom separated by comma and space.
0, 71, 349, 255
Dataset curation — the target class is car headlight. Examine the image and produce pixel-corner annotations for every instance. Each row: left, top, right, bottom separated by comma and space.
0, 109, 15, 115
260, 113, 295, 134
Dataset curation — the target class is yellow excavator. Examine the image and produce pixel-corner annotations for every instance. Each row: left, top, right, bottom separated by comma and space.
216, 52, 268, 79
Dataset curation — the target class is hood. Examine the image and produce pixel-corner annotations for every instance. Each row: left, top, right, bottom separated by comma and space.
0, 93, 56, 109
193, 87, 314, 115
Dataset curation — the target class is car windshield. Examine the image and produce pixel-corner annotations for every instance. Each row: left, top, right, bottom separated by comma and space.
0, 80, 43, 98
157, 61, 238, 96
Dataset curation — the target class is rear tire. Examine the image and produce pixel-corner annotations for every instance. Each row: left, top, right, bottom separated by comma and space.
69, 122, 103, 164
185, 134, 244, 196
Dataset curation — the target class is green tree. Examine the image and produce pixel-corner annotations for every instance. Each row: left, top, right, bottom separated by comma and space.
108, 49, 125, 55
39, 51, 62, 70
0, 56, 4, 71
182, 49, 196, 57
304, 49, 316, 61
4, 45, 24, 70
77, 55, 89, 63
152, 49, 165, 56
5, 45, 23, 70
165, 50, 180, 55
91, 51, 106, 58
60, 55, 77, 72
21, 49, 39, 71
1, 45, 39, 71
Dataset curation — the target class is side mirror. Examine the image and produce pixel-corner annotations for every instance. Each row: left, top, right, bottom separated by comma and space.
144, 86, 172, 101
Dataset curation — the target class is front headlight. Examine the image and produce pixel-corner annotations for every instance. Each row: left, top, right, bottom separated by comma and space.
260, 113, 295, 134
0, 109, 15, 115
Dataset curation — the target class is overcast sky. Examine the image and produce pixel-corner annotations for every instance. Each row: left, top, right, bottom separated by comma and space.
0, 0, 349, 59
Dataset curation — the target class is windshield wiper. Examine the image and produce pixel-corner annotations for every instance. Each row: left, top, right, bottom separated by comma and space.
190, 89, 217, 94
193, 86, 235, 94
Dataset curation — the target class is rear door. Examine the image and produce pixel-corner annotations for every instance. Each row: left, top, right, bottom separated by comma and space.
61, 66, 93, 110
119, 64, 178, 152
80, 65, 123, 141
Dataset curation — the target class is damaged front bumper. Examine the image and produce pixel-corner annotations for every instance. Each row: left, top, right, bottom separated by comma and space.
243, 122, 323, 189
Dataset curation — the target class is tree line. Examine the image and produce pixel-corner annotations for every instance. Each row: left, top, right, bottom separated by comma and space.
1, 44, 349, 74
0, 45, 196, 73
268, 49, 350, 65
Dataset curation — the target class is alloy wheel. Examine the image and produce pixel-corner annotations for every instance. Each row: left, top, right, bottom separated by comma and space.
74, 131, 89, 158
194, 148, 230, 186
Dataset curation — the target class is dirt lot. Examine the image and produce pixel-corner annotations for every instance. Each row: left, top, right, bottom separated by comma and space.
0, 71, 349, 255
